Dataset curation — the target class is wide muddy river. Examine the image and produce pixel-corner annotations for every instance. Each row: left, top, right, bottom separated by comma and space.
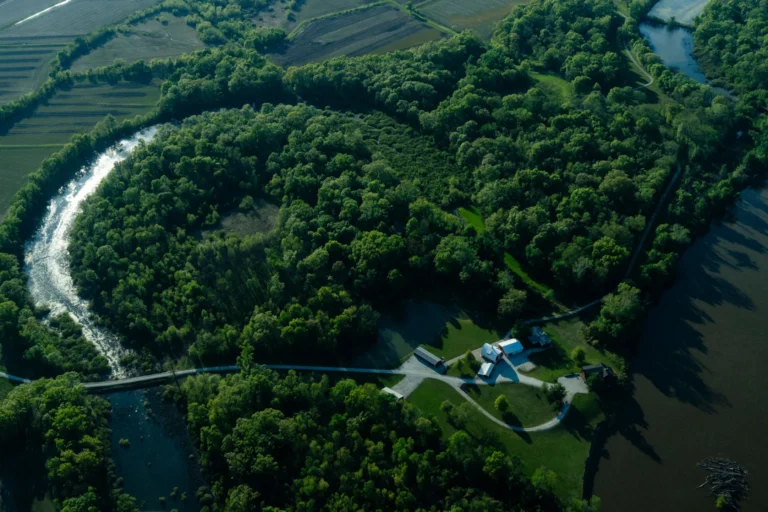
594, 187, 768, 510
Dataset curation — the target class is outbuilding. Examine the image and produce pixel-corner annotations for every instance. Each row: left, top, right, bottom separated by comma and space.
529, 326, 552, 347
581, 362, 616, 381
477, 361, 495, 379
497, 338, 524, 356
381, 387, 404, 401
481, 342, 502, 362
414, 346, 444, 368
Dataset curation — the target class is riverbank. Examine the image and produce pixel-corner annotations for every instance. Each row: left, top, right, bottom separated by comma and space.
593, 186, 768, 510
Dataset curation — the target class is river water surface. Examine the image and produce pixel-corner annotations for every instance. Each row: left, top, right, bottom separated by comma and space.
24, 128, 158, 377
594, 187, 768, 510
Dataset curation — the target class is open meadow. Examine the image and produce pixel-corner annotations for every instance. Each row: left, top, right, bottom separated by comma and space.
269, 4, 444, 67
72, 16, 205, 71
418, 0, 528, 39
0, 0, 63, 29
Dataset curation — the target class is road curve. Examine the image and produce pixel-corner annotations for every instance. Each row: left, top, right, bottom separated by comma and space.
1, 360, 580, 432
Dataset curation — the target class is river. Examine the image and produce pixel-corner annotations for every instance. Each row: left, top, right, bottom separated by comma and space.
594, 186, 768, 510
24, 127, 158, 378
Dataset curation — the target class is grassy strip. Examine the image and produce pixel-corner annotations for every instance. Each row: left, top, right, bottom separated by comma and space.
390, 0, 459, 36
409, 379, 604, 500
458, 206, 561, 306
462, 381, 557, 427
523, 316, 625, 383
287, 1, 389, 40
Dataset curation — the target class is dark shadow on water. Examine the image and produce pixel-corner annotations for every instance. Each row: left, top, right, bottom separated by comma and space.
0, 448, 49, 512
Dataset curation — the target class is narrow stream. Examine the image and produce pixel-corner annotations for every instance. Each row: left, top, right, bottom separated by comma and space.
24, 127, 158, 378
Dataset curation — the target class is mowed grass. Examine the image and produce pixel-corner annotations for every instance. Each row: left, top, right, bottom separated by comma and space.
409, 379, 604, 500
2, 0, 165, 37
355, 300, 501, 368
524, 316, 625, 383
462, 382, 557, 427
531, 72, 574, 102
0, 37, 72, 105
72, 16, 205, 72
417, 0, 529, 39
270, 5, 443, 67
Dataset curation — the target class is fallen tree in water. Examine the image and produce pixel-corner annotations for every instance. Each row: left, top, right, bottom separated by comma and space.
698, 458, 749, 511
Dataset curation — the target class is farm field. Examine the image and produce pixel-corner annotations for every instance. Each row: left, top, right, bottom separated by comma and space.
418, 0, 528, 39
1, 0, 164, 37
0, 0, 63, 29
0, 37, 72, 104
0, 79, 159, 219
287, 0, 379, 29
72, 16, 204, 71
269, 5, 444, 67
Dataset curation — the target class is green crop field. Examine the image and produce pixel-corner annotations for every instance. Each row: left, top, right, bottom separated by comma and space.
72, 16, 205, 71
270, 5, 444, 67
0, 79, 159, 219
1, 0, 164, 38
0, 37, 72, 104
418, 0, 528, 39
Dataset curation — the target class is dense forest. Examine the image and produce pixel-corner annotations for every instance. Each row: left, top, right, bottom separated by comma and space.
170, 367, 597, 511
1, 0, 768, 509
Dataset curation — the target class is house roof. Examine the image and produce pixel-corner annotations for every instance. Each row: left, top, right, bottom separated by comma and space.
414, 346, 443, 366
381, 387, 404, 400
478, 361, 495, 378
481, 343, 502, 360
498, 339, 524, 354
582, 362, 616, 378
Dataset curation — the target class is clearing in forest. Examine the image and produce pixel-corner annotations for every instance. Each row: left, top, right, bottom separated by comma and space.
72, 16, 205, 71
269, 5, 443, 67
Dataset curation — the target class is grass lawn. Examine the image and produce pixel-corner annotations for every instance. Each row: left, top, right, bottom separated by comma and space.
458, 206, 485, 233
531, 72, 574, 102
524, 316, 625, 383
423, 315, 501, 360
409, 378, 603, 500
462, 382, 557, 427
355, 300, 502, 368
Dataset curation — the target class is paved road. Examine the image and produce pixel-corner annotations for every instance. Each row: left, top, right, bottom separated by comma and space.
1, 357, 586, 432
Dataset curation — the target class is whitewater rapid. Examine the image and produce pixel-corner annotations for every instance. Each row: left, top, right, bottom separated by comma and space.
24, 127, 158, 378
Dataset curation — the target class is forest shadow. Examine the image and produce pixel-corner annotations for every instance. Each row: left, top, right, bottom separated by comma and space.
354, 299, 463, 368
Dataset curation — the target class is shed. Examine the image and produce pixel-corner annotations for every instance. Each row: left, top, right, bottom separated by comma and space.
381, 387, 404, 401
477, 361, 495, 379
414, 346, 444, 368
481, 343, 502, 362
498, 338, 524, 356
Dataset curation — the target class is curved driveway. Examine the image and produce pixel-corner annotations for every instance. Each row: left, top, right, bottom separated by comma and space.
1, 356, 587, 432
